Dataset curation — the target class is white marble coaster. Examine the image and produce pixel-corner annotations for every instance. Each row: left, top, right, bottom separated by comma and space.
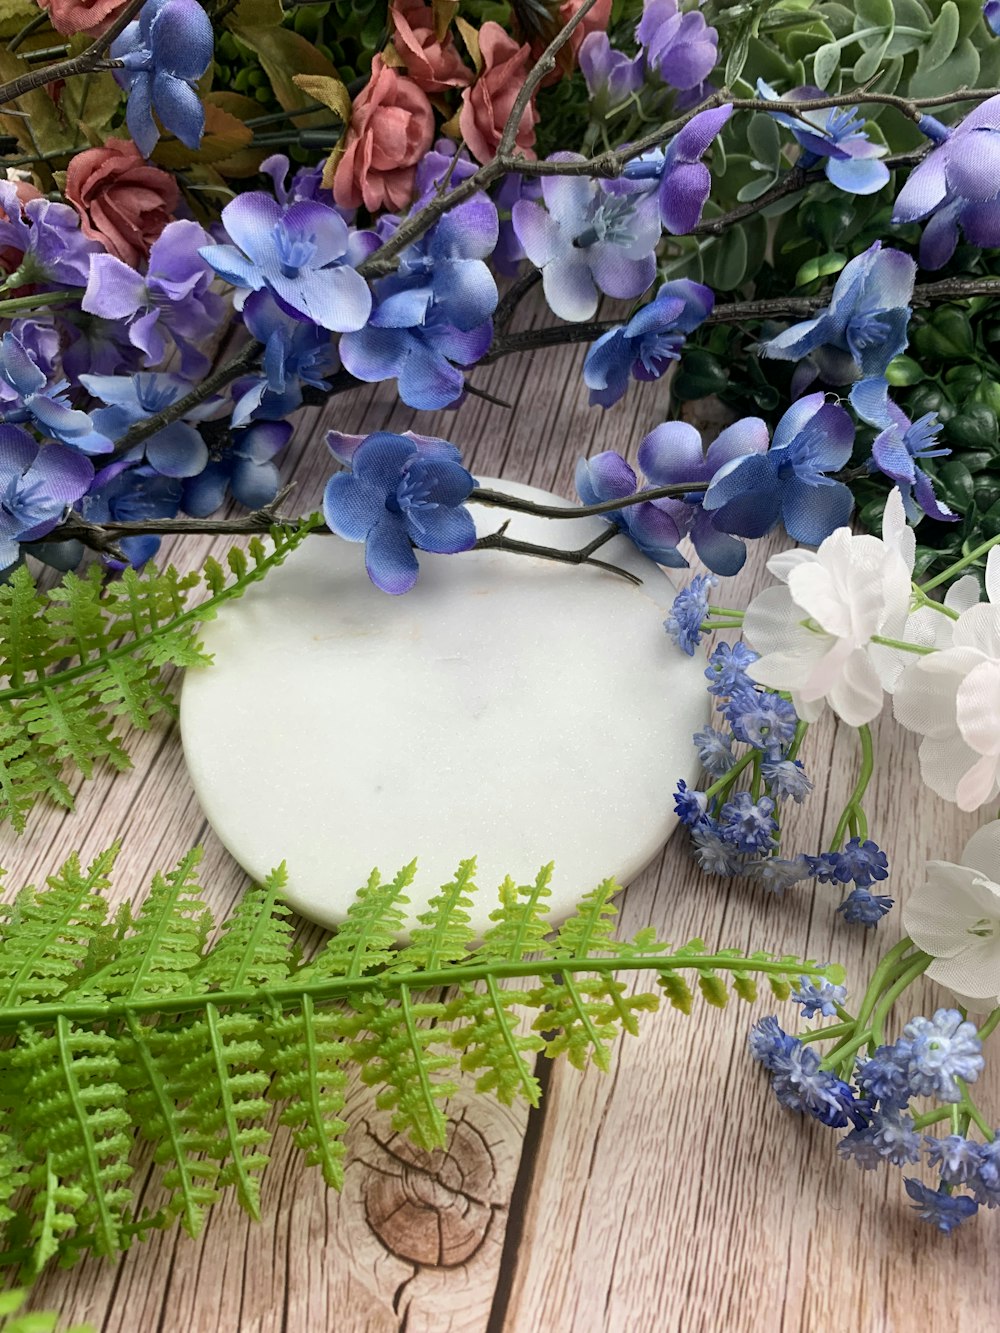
180, 477, 708, 935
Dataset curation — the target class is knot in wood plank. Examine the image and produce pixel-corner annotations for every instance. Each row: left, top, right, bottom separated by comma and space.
363, 1116, 498, 1267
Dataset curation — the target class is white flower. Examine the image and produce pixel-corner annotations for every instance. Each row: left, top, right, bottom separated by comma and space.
903, 820, 1000, 1012
893, 548, 1000, 811
742, 491, 913, 726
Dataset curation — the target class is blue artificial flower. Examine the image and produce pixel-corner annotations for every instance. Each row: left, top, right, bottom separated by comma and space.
636, 0, 718, 89
903, 1010, 984, 1103
837, 1126, 885, 1171
575, 451, 685, 566
871, 1109, 922, 1166
834, 838, 889, 887
639, 417, 770, 577
838, 888, 894, 926
761, 758, 812, 803
0, 182, 99, 289
757, 80, 890, 195
200, 193, 371, 334
512, 164, 661, 322
111, 0, 213, 158
863, 403, 957, 524
624, 104, 734, 234
903, 1177, 978, 1233
807, 851, 842, 884
80, 372, 215, 478
323, 432, 477, 594
395, 195, 499, 331
748, 1016, 797, 1071
673, 779, 708, 826
81, 458, 182, 567
232, 290, 337, 426
856, 1044, 913, 1108
749, 854, 811, 894
181, 421, 291, 517
770, 1041, 858, 1128
758, 242, 916, 405
690, 819, 743, 875
0, 427, 94, 568
893, 95, 1000, 269
583, 279, 714, 409
987, 0, 1000, 35
702, 393, 855, 546
926, 1135, 984, 1186
792, 976, 848, 1019
692, 725, 735, 776
704, 641, 759, 697
578, 32, 645, 111
719, 791, 777, 854
0, 333, 111, 455
971, 1138, 1000, 1206
665, 574, 717, 654
728, 691, 798, 756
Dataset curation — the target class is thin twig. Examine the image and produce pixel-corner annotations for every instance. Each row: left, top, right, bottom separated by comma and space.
0, 0, 144, 105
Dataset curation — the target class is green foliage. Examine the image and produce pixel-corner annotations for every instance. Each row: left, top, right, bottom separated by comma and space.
0, 1290, 92, 1333
0, 845, 845, 1277
0, 521, 317, 833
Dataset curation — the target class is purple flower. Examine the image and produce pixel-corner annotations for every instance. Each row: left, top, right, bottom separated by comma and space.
729, 692, 798, 756
512, 163, 661, 322
835, 838, 889, 888
578, 32, 645, 108
80, 372, 216, 478
926, 1134, 984, 1186
673, 779, 708, 826
761, 758, 812, 803
0, 183, 99, 289
792, 976, 847, 1019
904, 1178, 978, 1233
260, 153, 337, 210
770, 1041, 858, 1128
637, 417, 769, 575
862, 401, 957, 525
583, 278, 714, 409
200, 193, 372, 333
893, 95, 1000, 269
856, 1043, 913, 1107
0, 333, 111, 455
111, 0, 213, 158
232, 290, 337, 426
971, 1139, 1000, 1206
987, 0, 1000, 36
636, 0, 718, 90
719, 791, 777, 853
395, 195, 499, 331
903, 1010, 984, 1102
624, 104, 733, 234
757, 80, 890, 196
323, 432, 477, 594
413, 141, 479, 207
0, 427, 93, 568
702, 393, 855, 546
759, 242, 916, 403
750, 854, 811, 894
692, 724, 734, 776
493, 173, 543, 277
82, 220, 225, 379
574, 450, 685, 566
182, 420, 291, 517
82, 458, 181, 567
704, 640, 758, 697
838, 888, 894, 926
665, 573, 717, 653
690, 819, 743, 875
748, 1016, 797, 1071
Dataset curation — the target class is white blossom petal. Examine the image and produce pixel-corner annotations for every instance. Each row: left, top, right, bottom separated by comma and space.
824, 647, 885, 725
961, 820, 1000, 882
919, 730, 985, 803
956, 659, 1000, 757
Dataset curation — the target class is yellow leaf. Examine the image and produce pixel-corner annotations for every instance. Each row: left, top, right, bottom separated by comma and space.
224, 0, 282, 30
151, 103, 254, 169
432, 0, 458, 42
383, 40, 407, 69
291, 73, 351, 124
0, 46, 63, 158
455, 16, 481, 73
202, 92, 269, 178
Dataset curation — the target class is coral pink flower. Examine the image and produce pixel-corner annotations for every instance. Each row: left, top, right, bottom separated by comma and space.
38, 0, 128, 36
390, 0, 471, 93
333, 56, 435, 213
65, 139, 180, 267
459, 23, 538, 165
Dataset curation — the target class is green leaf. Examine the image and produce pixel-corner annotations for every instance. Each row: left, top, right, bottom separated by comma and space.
812, 40, 841, 86
747, 112, 782, 168
908, 34, 979, 95
917, 0, 960, 73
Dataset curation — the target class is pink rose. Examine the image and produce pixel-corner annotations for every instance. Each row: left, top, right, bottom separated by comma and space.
38, 0, 129, 36
65, 139, 180, 267
390, 0, 472, 93
459, 23, 538, 165
333, 56, 435, 213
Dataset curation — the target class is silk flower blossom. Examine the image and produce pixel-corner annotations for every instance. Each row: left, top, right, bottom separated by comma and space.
742, 490, 914, 726
903, 821, 1000, 1011
893, 547, 1000, 811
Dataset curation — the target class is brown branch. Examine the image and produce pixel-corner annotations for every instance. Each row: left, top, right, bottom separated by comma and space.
0, 0, 143, 105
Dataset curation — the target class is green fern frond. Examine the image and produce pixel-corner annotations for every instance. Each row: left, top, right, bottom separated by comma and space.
0, 1288, 94, 1333
0, 846, 847, 1275
0, 518, 318, 832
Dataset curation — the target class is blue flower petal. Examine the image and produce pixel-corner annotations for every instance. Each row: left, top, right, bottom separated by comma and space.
323, 472, 386, 541
365, 515, 419, 594
406, 502, 476, 554
781, 476, 854, 544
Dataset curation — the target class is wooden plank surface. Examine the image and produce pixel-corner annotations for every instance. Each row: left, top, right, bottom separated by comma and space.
7, 293, 997, 1331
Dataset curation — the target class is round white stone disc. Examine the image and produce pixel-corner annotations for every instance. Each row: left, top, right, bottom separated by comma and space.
180, 477, 707, 935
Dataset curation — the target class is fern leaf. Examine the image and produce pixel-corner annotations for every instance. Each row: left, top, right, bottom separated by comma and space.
658, 970, 694, 1014
446, 976, 544, 1106
0, 1287, 94, 1332
393, 858, 477, 972
0, 570, 58, 687
269, 995, 349, 1189
0, 846, 118, 1005
304, 862, 416, 979
198, 865, 293, 990
78, 850, 209, 1000
474, 865, 554, 962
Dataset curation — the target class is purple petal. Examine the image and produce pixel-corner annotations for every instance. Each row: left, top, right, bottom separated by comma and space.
781, 477, 854, 544
588, 246, 656, 301
397, 342, 466, 408
0, 425, 37, 475
151, 0, 212, 79
197, 244, 264, 291
153, 73, 205, 151
705, 417, 770, 470
913, 469, 958, 523
182, 461, 230, 517
82, 254, 146, 319
339, 325, 409, 382
0, 334, 45, 398
431, 195, 499, 261
626, 499, 682, 556
541, 252, 599, 322
771, 392, 827, 452
689, 508, 747, 576
352, 432, 415, 485
539, 166, 593, 229
220, 192, 283, 265
658, 161, 711, 234
958, 199, 1000, 248
406, 503, 476, 554
144, 421, 207, 477
638, 422, 705, 484
702, 454, 782, 537
323, 472, 387, 540
892, 153, 948, 222
826, 152, 891, 196
230, 457, 280, 509
872, 427, 917, 484
511, 200, 566, 267
578, 450, 638, 504
125, 73, 157, 157
268, 265, 370, 333
28, 443, 94, 504
365, 516, 419, 594
919, 203, 961, 270
671, 103, 733, 163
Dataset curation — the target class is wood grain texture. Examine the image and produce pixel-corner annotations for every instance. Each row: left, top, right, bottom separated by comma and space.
6, 292, 996, 1331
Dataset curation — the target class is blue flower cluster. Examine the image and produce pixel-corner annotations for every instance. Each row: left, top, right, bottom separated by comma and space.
669, 636, 892, 923
751, 1009, 992, 1234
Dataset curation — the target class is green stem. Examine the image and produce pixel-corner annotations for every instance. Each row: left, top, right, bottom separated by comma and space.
920, 533, 1000, 592
829, 724, 875, 851
977, 1006, 1000, 1042
956, 1078, 995, 1140
821, 938, 917, 1070
0, 289, 77, 316
0, 949, 837, 1036
704, 749, 756, 800
869, 635, 934, 655
869, 953, 932, 1049
913, 1107, 954, 1130
910, 584, 960, 620
799, 1020, 856, 1046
